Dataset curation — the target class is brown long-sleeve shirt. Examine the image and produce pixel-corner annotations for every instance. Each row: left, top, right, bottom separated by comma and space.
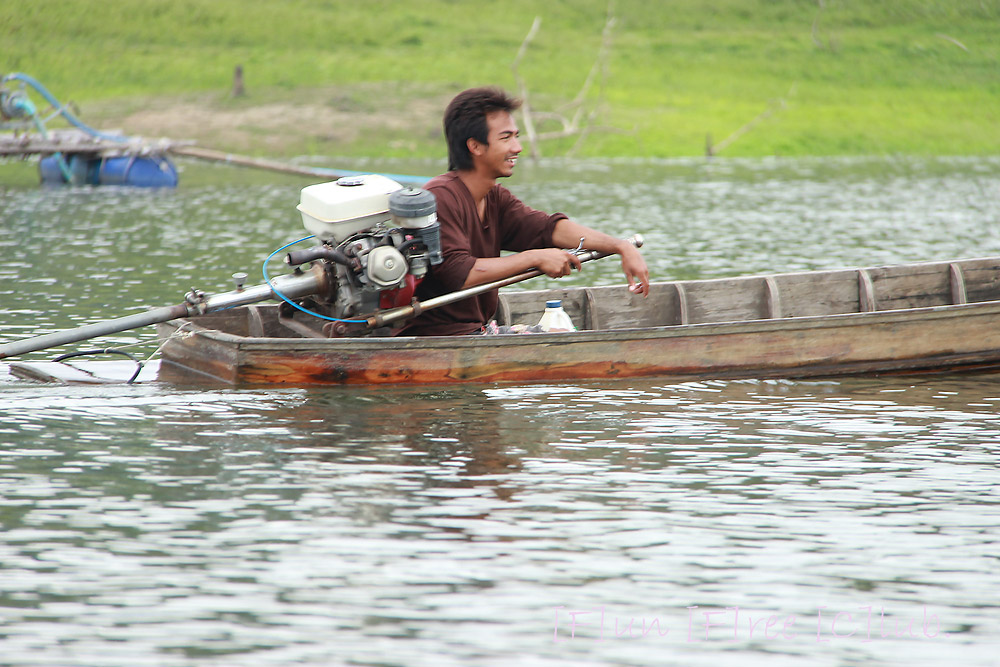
397, 172, 565, 336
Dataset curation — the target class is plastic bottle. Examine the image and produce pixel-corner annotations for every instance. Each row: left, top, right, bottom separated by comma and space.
537, 299, 577, 332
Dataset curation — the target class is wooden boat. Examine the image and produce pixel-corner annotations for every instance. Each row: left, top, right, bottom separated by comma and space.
151, 255, 1000, 385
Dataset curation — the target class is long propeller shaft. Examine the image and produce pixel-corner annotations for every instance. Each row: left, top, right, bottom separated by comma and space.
0, 268, 325, 360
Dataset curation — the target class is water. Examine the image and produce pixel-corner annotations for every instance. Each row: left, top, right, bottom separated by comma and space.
2, 156, 1000, 666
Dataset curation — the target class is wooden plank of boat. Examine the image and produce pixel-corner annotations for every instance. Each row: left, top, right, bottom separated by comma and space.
154, 256, 1000, 386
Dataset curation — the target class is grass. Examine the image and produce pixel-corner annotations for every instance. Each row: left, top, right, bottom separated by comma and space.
2, 0, 998, 158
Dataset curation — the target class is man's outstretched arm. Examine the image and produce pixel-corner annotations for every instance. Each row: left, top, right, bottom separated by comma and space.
461, 247, 583, 288
551, 218, 650, 296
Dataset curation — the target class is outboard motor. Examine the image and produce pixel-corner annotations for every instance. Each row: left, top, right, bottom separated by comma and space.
286, 174, 442, 335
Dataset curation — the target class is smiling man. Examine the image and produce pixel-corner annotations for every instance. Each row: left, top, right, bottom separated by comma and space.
397, 87, 649, 336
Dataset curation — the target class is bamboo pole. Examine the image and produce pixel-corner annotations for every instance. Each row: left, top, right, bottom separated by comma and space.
166, 145, 428, 187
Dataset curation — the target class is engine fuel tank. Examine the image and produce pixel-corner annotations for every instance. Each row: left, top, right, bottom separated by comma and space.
297, 174, 403, 242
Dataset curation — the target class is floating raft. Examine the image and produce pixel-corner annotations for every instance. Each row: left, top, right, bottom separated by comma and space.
1, 129, 179, 187
2, 72, 425, 189
1, 129, 428, 188
0, 127, 155, 156
2, 72, 178, 187
2, 72, 428, 188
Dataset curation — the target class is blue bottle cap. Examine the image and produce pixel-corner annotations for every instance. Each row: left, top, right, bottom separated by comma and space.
546, 300, 562, 308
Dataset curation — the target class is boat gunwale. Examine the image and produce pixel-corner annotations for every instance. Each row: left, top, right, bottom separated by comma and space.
160, 295, 1000, 351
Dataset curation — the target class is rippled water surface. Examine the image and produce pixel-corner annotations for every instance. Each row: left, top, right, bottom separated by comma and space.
2, 157, 1000, 665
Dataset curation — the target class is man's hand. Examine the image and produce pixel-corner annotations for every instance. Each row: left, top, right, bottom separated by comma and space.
531, 247, 583, 278
617, 241, 650, 297
462, 247, 582, 288
552, 219, 650, 297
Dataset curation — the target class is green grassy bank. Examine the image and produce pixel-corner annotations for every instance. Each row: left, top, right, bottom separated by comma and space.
2, 0, 998, 158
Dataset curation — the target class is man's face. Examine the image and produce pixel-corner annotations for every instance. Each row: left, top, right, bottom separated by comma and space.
478, 110, 522, 178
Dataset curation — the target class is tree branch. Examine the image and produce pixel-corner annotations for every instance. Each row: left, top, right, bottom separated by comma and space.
510, 1, 622, 160
511, 16, 543, 159
707, 85, 795, 157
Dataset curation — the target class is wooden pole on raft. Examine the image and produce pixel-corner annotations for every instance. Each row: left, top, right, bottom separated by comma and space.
165, 145, 428, 187
167, 145, 338, 179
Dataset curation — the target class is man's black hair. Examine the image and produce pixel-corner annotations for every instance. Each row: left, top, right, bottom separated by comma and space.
444, 87, 522, 171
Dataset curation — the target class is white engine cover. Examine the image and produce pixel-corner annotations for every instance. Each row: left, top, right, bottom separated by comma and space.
297, 174, 404, 242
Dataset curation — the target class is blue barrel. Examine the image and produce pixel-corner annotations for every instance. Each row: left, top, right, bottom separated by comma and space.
98, 155, 178, 187
39, 153, 178, 187
39, 154, 99, 185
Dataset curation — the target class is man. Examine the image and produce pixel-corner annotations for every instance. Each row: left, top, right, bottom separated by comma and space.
398, 87, 649, 336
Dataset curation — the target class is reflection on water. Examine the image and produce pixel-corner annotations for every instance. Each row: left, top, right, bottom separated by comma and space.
2, 157, 1000, 665
1, 377, 998, 665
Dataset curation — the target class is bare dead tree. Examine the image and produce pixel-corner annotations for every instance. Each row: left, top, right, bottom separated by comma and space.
232, 65, 245, 97
811, 0, 826, 49
511, 1, 626, 160
811, 0, 839, 52
511, 17, 543, 159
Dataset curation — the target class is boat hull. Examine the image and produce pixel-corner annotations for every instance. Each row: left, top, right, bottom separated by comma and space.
154, 256, 1000, 385
156, 300, 1000, 386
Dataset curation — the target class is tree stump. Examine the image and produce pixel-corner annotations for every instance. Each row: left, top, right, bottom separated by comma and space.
232, 65, 245, 97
